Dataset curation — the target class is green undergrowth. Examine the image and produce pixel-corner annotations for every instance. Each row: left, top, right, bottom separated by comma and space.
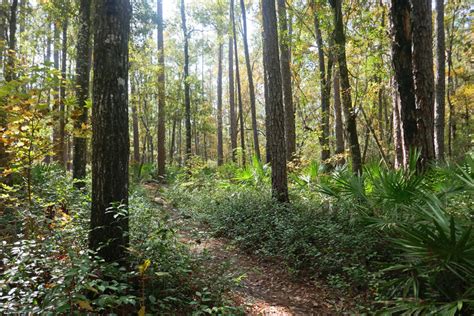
0, 164, 241, 315
164, 154, 474, 314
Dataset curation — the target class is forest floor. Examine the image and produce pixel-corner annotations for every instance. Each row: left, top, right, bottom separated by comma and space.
144, 183, 355, 315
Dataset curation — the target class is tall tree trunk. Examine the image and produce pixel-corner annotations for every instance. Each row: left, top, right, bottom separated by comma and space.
330, 0, 362, 174
434, 0, 445, 161
52, 21, 61, 163
90, 0, 131, 264
180, 0, 191, 160
313, 4, 330, 163
240, 0, 260, 161
262, 0, 289, 203
0, 0, 17, 178
390, 0, 417, 167
217, 42, 224, 166
169, 117, 176, 164
231, 0, 246, 166
0, 0, 7, 72
178, 118, 182, 165
156, 0, 166, 178
72, 0, 91, 186
5, 0, 17, 82
131, 82, 140, 163
59, 17, 68, 167
277, 0, 295, 160
392, 79, 404, 168
410, 0, 435, 167
447, 14, 456, 157
228, 35, 237, 162
333, 64, 345, 165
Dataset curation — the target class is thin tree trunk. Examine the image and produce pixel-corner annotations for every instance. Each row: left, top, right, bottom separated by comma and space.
240, 0, 260, 161
228, 35, 237, 162
0, 0, 7, 72
313, 4, 330, 163
392, 79, 404, 168
277, 0, 295, 160
410, 0, 436, 167
4, 0, 17, 82
333, 64, 345, 165
169, 117, 176, 164
262, 0, 289, 203
217, 42, 224, 165
90, 0, 131, 264
178, 118, 182, 165
447, 12, 456, 157
156, 0, 166, 178
131, 82, 140, 163
72, 0, 91, 186
231, 0, 245, 166
59, 17, 68, 167
330, 0, 362, 174
180, 0, 191, 160
52, 22, 61, 163
434, 0, 445, 161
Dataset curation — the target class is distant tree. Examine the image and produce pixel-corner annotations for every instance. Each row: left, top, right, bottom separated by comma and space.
217, 42, 224, 166
240, 0, 260, 161
156, 0, 166, 178
333, 63, 345, 165
58, 13, 68, 167
330, 0, 362, 174
312, 1, 331, 164
228, 34, 237, 162
89, 0, 131, 263
72, 0, 91, 186
231, 0, 245, 165
262, 0, 289, 203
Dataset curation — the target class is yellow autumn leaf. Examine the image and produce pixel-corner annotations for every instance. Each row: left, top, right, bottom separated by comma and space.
77, 300, 94, 311
138, 259, 151, 275
138, 306, 145, 316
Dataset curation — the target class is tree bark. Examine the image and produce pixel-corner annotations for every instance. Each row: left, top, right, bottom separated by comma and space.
262, 0, 289, 203
180, 0, 191, 160
410, 0, 435, 167
277, 0, 295, 160
59, 17, 68, 167
156, 0, 166, 178
231, 0, 246, 166
240, 0, 260, 161
390, 0, 417, 167
169, 117, 176, 164
131, 81, 140, 163
434, 0, 445, 161
330, 0, 362, 174
313, 4, 331, 163
228, 35, 237, 162
72, 0, 91, 186
392, 78, 404, 168
90, 0, 131, 264
217, 42, 224, 166
4, 0, 17, 82
52, 22, 61, 163
333, 64, 345, 165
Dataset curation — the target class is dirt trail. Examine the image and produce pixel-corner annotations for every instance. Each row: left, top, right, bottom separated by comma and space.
145, 184, 354, 315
